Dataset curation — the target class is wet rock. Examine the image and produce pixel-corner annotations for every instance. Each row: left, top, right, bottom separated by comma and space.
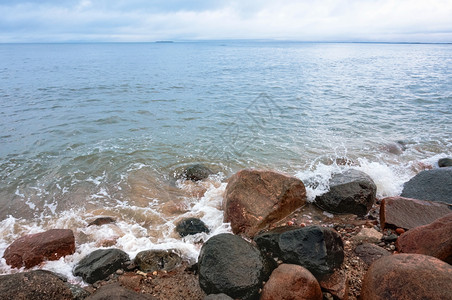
438, 157, 452, 168
400, 167, 452, 204
318, 269, 348, 300
3, 229, 75, 269
85, 283, 156, 300
380, 196, 451, 230
223, 169, 306, 237
0, 270, 73, 300
175, 218, 209, 237
118, 273, 143, 291
354, 243, 390, 266
255, 225, 344, 279
352, 228, 383, 244
384, 142, 405, 155
314, 169, 377, 216
134, 249, 182, 273
88, 216, 115, 226
396, 213, 452, 264
382, 233, 398, 243
73, 249, 130, 284
204, 294, 234, 300
260, 264, 322, 300
361, 254, 452, 300
198, 233, 272, 300
181, 164, 213, 181
66, 283, 91, 300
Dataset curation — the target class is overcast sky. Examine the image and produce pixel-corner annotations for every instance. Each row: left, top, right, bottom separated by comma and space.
1, 0, 452, 43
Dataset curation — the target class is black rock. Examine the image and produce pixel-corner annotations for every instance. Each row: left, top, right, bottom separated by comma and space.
85, 283, 156, 300
0, 270, 73, 300
315, 169, 377, 216
73, 249, 130, 284
355, 243, 390, 266
438, 158, 452, 168
198, 233, 273, 300
401, 168, 452, 204
255, 226, 344, 279
182, 164, 213, 181
134, 249, 182, 273
204, 294, 234, 300
176, 218, 210, 237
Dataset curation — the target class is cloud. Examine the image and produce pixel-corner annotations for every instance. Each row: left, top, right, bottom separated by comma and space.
0, 0, 451, 42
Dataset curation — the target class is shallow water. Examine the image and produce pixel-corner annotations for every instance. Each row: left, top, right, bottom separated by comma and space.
0, 41, 451, 281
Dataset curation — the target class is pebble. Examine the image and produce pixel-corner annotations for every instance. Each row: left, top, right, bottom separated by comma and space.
116, 269, 124, 275
395, 228, 405, 235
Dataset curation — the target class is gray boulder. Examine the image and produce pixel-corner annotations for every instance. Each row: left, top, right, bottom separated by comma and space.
254, 225, 344, 279
401, 167, 452, 204
315, 169, 377, 216
198, 233, 273, 300
134, 249, 182, 273
73, 249, 130, 284
0, 270, 73, 300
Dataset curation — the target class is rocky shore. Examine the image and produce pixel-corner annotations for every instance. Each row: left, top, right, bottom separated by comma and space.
1, 161, 451, 300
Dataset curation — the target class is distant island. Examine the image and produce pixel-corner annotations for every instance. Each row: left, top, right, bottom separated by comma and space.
155, 41, 174, 43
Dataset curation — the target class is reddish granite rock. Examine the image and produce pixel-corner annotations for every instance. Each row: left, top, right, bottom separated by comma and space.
3, 229, 75, 269
260, 264, 322, 300
223, 169, 306, 237
396, 213, 452, 264
318, 269, 348, 300
380, 196, 451, 230
361, 254, 452, 300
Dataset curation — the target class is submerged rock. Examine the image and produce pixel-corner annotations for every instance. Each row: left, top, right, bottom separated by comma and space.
396, 213, 452, 264
361, 254, 452, 300
0, 270, 73, 300
181, 164, 213, 181
260, 264, 322, 300
380, 196, 451, 230
255, 225, 344, 279
314, 169, 376, 216
175, 218, 209, 237
88, 216, 116, 226
3, 229, 75, 269
134, 249, 182, 273
223, 169, 306, 237
198, 233, 272, 300
73, 249, 130, 284
401, 167, 452, 204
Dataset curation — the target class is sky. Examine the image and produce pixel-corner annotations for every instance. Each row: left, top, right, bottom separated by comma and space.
1, 0, 452, 43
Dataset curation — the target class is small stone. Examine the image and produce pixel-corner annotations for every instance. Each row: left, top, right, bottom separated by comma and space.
395, 228, 405, 235
383, 234, 398, 243
389, 245, 395, 251
115, 269, 124, 275
352, 228, 383, 244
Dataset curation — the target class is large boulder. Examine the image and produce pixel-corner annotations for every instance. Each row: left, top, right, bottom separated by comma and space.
314, 169, 376, 216
134, 249, 182, 273
396, 213, 452, 264
85, 283, 156, 300
401, 167, 452, 204
361, 254, 452, 300
175, 218, 210, 237
0, 270, 73, 300
198, 233, 273, 300
73, 249, 130, 284
223, 169, 306, 237
254, 226, 344, 279
380, 196, 452, 230
3, 229, 75, 269
260, 264, 322, 300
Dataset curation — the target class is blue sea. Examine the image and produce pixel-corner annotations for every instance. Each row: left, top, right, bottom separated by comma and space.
0, 41, 451, 279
